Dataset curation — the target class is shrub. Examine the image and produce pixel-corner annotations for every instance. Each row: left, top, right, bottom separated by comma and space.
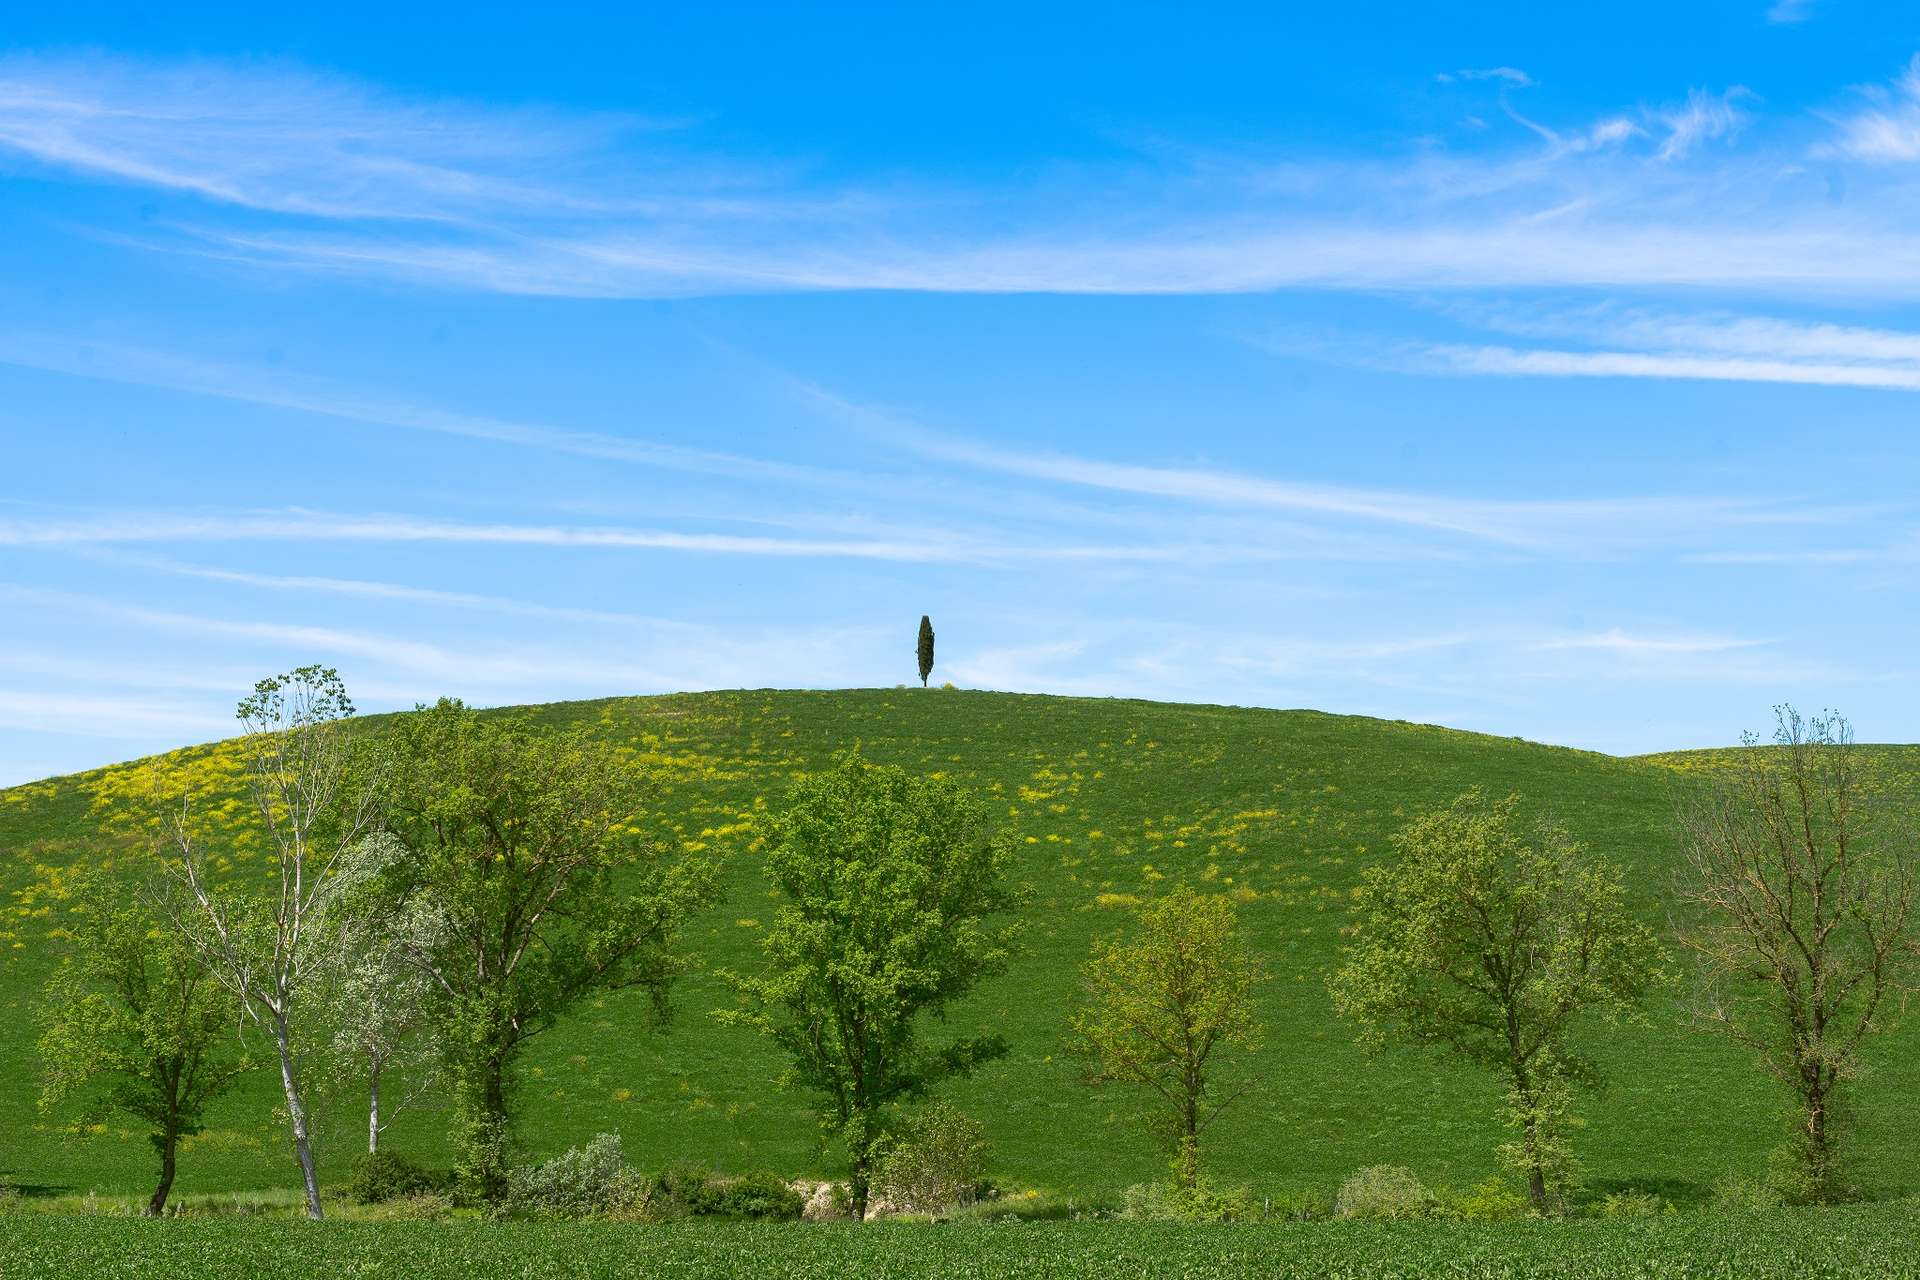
356, 1191, 454, 1222
1335, 1165, 1435, 1220
1713, 1173, 1785, 1211
714, 1171, 805, 1220
1598, 1189, 1670, 1218
1449, 1178, 1531, 1222
348, 1151, 437, 1205
638, 1166, 804, 1220
507, 1133, 643, 1219
1118, 1178, 1256, 1223
876, 1104, 989, 1214
1266, 1188, 1331, 1221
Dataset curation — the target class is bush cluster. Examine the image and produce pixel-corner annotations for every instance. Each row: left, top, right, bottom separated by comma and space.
503, 1135, 803, 1221
876, 1104, 989, 1215
347, 1152, 438, 1206
1334, 1166, 1435, 1221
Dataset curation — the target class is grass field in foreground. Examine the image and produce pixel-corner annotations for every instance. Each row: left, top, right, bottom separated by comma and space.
5, 689, 1920, 1204
8, 1207, 1920, 1280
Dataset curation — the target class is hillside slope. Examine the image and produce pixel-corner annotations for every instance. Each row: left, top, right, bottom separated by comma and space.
4, 690, 1918, 1202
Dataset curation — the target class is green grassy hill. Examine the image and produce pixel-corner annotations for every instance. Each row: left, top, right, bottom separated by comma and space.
4, 689, 1918, 1204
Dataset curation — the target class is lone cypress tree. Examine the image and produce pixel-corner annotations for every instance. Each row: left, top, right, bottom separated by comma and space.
917, 615, 935, 687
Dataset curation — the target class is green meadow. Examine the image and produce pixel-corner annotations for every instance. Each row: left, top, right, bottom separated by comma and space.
4, 688, 1919, 1206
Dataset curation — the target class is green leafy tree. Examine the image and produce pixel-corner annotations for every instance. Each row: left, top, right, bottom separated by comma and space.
1675, 708, 1920, 1203
371, 699, 713, 1201
718, 752, 1022, 1219
1332, 790, 1661, 1212
917, 615, 935, 688
36, 865, 251, 1215
1067, 884, 1266, 1192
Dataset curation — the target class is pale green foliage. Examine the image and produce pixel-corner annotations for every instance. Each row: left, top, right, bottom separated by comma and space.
1067, 884, 1266, 1190
1597, 1189, 1671, 1218
718, 751, 1022, 1218
1450, 1178, 1531, 1222
1334, 1165, 1434, 1220
1331, 790, 1660, 1210
876, 1102, 988, 1214
507, 1132, 643, 1219
1118, 1178, 1257, 1222
372, 699, 715, 1201
161, 665, 378, 1219
37, 866, 250, 1215
318, 833, 444, 1153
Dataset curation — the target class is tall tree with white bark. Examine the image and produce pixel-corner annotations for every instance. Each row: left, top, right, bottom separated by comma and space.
159, 666, 379, 1220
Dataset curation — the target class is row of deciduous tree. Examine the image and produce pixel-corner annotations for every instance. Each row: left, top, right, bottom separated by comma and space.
36, 683, 1918, 1221
1328, 707, 1920, 1212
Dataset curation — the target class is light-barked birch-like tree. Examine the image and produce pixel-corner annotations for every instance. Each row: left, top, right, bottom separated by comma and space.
160, 666, 380, 1220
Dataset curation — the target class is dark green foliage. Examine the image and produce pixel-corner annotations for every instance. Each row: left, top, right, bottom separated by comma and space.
640, 1166, 803, 1220
718, 752, 1023, 1218
370, 699, 715, 1200
34, 866, 250, 1216
346, 1151, 436, 1205
15, 1211, 1920, 1279
916, 616, 935, 687
712, 1170, 806, 1220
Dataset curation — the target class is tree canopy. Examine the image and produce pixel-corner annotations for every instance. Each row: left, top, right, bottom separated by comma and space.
371, 698, 714, 1200
1332, 790, 1661, 1210
719, 751, 1023, 1218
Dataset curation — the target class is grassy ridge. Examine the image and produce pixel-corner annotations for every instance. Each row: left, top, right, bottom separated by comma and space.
3, 689, 1918, 1202
9, 1209, 1920, 1279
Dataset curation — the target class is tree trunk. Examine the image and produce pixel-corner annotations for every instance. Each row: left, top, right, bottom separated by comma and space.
368, 1065, 382, 1155
273, 1012, 324, 1220
146, 1122, 178, 1217
1175, 1091, 1201, 1191
850, 1140, 872, 1221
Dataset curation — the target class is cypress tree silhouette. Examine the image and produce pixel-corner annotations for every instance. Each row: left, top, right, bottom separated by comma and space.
917, 615, 935, 688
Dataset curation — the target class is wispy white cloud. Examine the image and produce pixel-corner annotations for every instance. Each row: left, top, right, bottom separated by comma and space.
1767, 0, 1816, 23
0, 331, 837, 487
0, 688, 234, 740
1655, 88, 1751, 160
1384, 305, 1920, 395
0, 52, 680, 220
1425, 342, 1920, 391
6, 52, 1920, 300
0, 508, 979, 562
1444, 67, 1537, 87
1825, 55, 1920, 162
1537, 627, 1768, 655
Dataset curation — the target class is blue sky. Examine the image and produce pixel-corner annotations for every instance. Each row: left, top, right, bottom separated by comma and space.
6, 2, 1920, 784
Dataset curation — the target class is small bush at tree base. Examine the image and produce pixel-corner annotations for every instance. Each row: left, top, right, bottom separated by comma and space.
638, 1166, 802, 1220
1712, 1174, 1784, 1212
713, 1171, 805, 1220
1447, 1178, 1531, 1222
1597, 1189, 1670, 1218
508, 1133, 643, 1219
1335, 1166, 1435, 1220
876, 1103, 989, 1214
1119, 1179, 1256, 1222
348, 1151, 438, 1205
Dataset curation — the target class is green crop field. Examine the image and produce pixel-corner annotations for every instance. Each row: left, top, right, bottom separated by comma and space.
5, 688, 1920, 1208
9, 1208, 1920, 1280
